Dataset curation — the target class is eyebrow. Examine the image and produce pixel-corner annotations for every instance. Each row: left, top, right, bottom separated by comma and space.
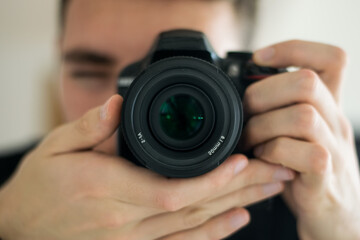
63, 48, 116, 66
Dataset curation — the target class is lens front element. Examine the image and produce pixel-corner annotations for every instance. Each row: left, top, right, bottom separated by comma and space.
160, 94, 204, 141
150, 84, 214, 151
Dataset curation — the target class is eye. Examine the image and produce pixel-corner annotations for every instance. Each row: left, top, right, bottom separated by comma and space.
69, 70, 113, 91
71, 70, 111, 79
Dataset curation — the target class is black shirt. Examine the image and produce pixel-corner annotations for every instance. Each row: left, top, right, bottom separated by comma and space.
1, 138, 359, 239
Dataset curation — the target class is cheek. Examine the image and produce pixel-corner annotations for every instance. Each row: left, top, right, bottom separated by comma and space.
60, 76, 118, 155
60, 71, 117, 122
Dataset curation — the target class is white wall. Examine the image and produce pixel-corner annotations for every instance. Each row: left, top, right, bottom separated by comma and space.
0, 0, 58, 152
0, 0, 360, 152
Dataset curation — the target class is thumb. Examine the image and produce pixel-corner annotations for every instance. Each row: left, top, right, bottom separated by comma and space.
38, 94, 123, 155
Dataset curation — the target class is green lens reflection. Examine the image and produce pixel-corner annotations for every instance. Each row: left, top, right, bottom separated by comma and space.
160, 94, 204, 140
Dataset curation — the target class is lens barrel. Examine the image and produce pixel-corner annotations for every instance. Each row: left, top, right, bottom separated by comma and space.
121, 56, 243, 177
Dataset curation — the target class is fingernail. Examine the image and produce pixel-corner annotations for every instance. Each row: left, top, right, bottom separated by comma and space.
100, 97, 112, 120
230, 212, 247, 229
254, 47, 275, 63
234, 159, 248, 175
253, 145, 264, 157
273, 168, 295, 181
263, 182, 283, 195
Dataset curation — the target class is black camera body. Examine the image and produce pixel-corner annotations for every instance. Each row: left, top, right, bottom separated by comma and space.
117, 29, 282, 178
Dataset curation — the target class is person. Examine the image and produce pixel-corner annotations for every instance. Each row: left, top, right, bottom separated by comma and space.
0, 0, 359, 239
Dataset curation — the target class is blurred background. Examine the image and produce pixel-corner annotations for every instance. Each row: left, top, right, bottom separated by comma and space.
1, 0, 360, 152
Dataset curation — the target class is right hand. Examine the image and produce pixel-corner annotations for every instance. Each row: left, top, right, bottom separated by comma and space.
0, 95, 294, 240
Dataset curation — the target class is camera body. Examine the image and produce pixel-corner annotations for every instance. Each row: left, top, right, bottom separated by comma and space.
117, 29, 283, 178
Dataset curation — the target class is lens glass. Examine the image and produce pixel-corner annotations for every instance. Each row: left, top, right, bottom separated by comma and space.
160, 94, 204, 140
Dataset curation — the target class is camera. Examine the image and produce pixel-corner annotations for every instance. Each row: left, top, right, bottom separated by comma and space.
117, 29, 283, 178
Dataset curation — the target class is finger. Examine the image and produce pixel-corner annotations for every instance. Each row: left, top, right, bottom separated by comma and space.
105, 155, 289, 217
240, 103, 336, 151
244, 69, 342, 134
38, 94, 123, 155
98, 153, 249, 211
253, 40, 347, 101
253, 137, 332, 188
139, 181, 282, 239
158, 208, 250, 240
202, 159, 294, 203
196, 182, 283, 219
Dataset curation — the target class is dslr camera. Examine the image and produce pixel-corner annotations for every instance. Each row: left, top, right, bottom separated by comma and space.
118, 29, 283, 178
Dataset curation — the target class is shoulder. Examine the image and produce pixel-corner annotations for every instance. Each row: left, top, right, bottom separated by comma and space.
0, 142, 38, 187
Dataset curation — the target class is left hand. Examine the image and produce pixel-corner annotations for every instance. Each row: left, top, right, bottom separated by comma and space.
240, 40, 360, 240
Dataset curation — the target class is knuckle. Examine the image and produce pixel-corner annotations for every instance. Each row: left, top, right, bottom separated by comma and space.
97, 213, 127, 230
76, 115, 103, 142
209, 170, 230, 190
293, 104, 319, 132
76, 116, 92, 136
154, 190, 182, 212
286, 39, 302, 51
288, 39, 302, 46
309, 144, 331, 175
183, 207, 210, 229
297, 69, 319, 100
288, 40, 305, 59
71, 183, 110, 201
267, 137, 288, 160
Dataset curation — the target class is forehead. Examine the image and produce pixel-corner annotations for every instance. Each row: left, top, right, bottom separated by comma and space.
62, 0, 238, 59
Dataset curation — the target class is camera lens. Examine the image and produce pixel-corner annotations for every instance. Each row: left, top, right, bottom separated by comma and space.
159, 94, 204, 141
121, 56, 243, 177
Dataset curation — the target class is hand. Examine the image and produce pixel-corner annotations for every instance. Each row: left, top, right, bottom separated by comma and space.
241, 40, 360, 239
0, 95, 292, 240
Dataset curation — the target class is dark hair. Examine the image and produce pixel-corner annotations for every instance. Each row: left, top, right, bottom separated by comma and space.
59, 0, 70, 29
59, 0, 257, 47
59, 0, 256, 29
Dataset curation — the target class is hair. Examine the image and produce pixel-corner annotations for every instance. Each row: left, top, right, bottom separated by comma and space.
60, 0, 257, 27
59, 0, 257, 46
60, 0, 69, 29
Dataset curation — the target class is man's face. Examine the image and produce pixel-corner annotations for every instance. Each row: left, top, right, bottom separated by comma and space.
60, 0, 241, 153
